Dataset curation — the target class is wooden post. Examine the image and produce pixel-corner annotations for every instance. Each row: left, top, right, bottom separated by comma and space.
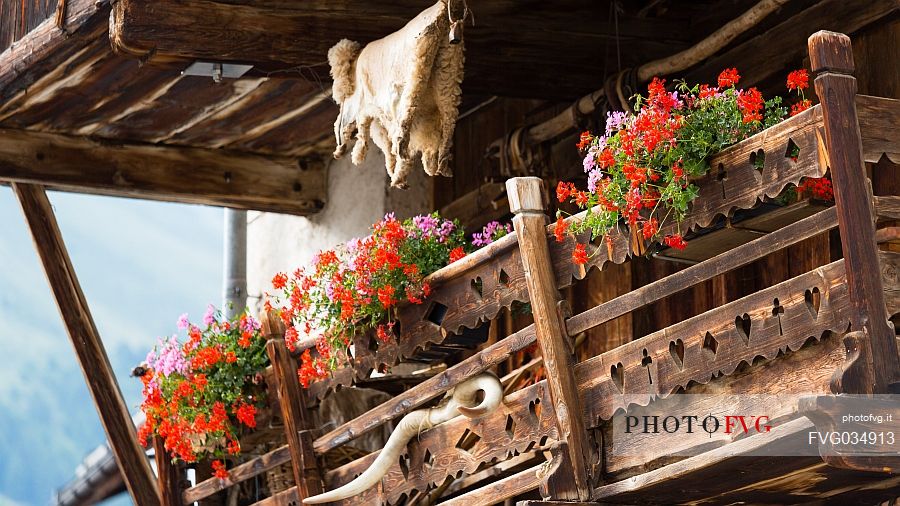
12, 183, 161, 506
506, 177, 592, 501
262, 311, 323, 499
809, 30, 900, 393
154, 436, 184, 506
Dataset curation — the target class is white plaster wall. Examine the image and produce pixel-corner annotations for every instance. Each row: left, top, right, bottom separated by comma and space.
247, 150, 433, 308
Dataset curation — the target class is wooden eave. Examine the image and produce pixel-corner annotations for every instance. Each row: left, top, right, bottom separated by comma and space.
0, 0, 330, 214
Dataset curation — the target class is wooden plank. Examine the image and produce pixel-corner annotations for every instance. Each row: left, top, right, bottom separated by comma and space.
439, 182, 510, 234
12, 182, 160, 506
437, 465, 542, 506
154, 436, 183, 506
810, 30, 900, 392
857, 94, 900, 165
249, 486, 299, 506
567, 207, 839, 336
604, 329, 846, 475
506, 177, 591, 501
0, 127, 326, 215
263, 308, 323, 500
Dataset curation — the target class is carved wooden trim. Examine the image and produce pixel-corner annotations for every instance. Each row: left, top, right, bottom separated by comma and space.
323, 382, 558, 505
575, 258, 857, 424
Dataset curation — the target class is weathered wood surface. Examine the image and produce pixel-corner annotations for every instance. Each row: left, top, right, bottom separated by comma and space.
576, 255, 871, 424
13, 183, 161, 506
507, 177, 591, 501
182, 445, 292, 504
1, 24, 337, 159
107, 0, 697, 101
155, 436, 183, 506
857, 95, 900, 164
249, 486, 299, 506
324, 381, 558, 505
0, 0, 58, 52
811, 31, 900, 393
439, 181, 509, 233
0, 127, 326, 214
0, 0, 107, 100
437, 465, 542, 506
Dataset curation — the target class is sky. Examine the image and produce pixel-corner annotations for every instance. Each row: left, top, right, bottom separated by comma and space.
0, 187, 224, 505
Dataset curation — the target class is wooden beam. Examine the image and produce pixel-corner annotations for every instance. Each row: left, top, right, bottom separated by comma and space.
506, 177, 592, 501
0, 128, 326, 215
107, 0, 690, 100
154, 436, 184, 506
810, 31, 900, 392
262, 310, 323, 500
0, 0, 109, 101
12, 182, 161, 506
684, 0, 898, 88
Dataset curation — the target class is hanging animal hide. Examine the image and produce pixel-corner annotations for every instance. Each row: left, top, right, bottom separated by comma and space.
327, 0, 464, 189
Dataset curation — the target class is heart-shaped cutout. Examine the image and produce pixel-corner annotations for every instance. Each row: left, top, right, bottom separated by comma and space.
610, 362, 624, 393
735, 313, 752, 345
805, 287, 821, 320
669, 339, 685, 369
750, 148, 766, 173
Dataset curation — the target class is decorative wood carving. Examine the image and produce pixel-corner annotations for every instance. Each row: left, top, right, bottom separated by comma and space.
575, 257, 867, 424
323, 382, 557, 505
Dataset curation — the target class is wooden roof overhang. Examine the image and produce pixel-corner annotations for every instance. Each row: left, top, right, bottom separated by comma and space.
0, 0, 331, 215
1, 0, 896, 216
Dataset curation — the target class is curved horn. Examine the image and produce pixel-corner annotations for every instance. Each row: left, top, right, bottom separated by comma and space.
302, 373, 502, 504
454, 373, 503, 418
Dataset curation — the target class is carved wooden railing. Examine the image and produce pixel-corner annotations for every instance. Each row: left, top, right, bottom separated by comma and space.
160, 31, 900, 506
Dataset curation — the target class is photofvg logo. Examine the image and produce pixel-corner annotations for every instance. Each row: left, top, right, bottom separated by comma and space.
624, 413, 771, 435
609, 394, 899, 459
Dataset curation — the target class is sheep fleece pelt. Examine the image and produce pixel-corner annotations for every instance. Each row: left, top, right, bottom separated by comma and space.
327, 0, 464, 188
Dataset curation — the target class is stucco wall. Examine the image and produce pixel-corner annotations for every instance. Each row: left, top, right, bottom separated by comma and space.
247, 151, 433, 309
